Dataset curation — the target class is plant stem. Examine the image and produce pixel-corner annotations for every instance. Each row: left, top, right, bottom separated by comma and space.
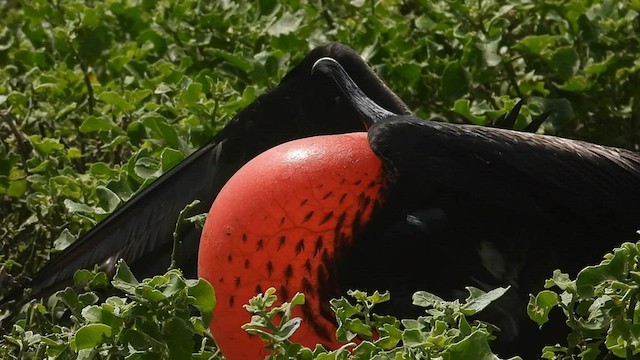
170, 200, 201, 271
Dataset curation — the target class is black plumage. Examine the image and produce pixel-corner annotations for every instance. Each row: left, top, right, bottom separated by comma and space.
312, 56, 640, 356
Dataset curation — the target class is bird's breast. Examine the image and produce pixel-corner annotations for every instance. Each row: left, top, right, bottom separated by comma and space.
198, 132, 386, 359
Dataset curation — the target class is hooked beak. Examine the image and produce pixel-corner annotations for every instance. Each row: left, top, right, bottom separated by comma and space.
311, 57, 397, 129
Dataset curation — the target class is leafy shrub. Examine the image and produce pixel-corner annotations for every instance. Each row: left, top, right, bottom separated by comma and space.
529, 242, 640, 359
244, 287, 517, 360
1, 0, 640, 358
2, 261, 218, 359
3, 264, 515, 359
2, 1, 639, 293
5, 242, 640, 359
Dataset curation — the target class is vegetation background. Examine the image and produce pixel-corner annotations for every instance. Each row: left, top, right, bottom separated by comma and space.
1, 0, 639, 358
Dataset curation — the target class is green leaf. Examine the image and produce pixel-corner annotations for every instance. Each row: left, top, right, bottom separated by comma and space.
515, 35, 559, 55
549, 47, 580, 80
162, 271, 186, 297
402, 328, 424, 346
120, 329, 149, 352
413, 291, 445, 307
81, 304, 124, 330
443, 330, 495, 360
52, 175, 83, 199
90, 163, 116, 178
452, 99, 486, 125
178, 81, 203, 107
107, 175, 134, 201
461, 287, 509, 315
134, 157, 160, 179
187, 278, 216, 326
558, 75, 592, 93
605, 318, 640, 358
154, 83, 173, 95
29, 135, 64, 155
58, 102, 78, 119
64, 199, 104, 216
78, 292, 100, 307
267, 11, 304, 36
394, 63, 422, 83
7, 91, 28, 107
138, 281, 167, 302
82, 7, 100, 28
544, 270, 574, 291
74, 323, 112, 350
585, 60, 610, 76
129, 89, 152, 105
78, 25, 113, 62
7, 168, 27, 197
163, 317, 195, 359
534, 97, 575, 126
527, 290, 560, 327
67, 147, 82, 159
458, 314, 472, 337
137, 28, 167, 53
96, 186, 121, 212
441, 62, 469, 100
476, 37, 502, 67
112, 260, 139, 289
74, 269, 97, 286
99, 91, 135, 112
79, 116, 120, 133
258, 0, 279, 15
210, 49, 254, 73
140, 114, 180, 149
274, 317, 303, 341
576, 247, 628, 297
53, 229, 77, 251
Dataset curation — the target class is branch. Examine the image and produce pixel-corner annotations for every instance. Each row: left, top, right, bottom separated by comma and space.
1, 109, 32, 174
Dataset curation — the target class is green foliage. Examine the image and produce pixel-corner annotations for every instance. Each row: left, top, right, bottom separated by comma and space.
319, 0, 640, 146
529, 242, 640, 359
243, 287, 520, 359
1, 0, 640, 358
7, 243, 640, 359
2, 0, 639, 301
2, 260, 219, 359
1, 269, 516, 359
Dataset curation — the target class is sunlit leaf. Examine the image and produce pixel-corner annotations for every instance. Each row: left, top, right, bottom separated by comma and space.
74, 323, 112, 350
99, 91, 135, 112
267, 11, 304, 36
80, 116, 118, 134
527, 291, 560, 328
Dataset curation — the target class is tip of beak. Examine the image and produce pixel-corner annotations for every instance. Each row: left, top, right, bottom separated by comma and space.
311, 57, 341, 76
310, 56, 396, 129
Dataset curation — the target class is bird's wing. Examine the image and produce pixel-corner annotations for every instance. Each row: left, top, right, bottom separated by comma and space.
30, 141, 223, 295
368, 115, 640, 224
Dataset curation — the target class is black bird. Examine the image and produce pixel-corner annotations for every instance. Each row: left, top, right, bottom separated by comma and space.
197, 56, 640, 359
22, 43, 638, 358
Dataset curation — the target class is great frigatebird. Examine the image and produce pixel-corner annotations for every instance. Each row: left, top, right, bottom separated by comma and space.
26, 44, 411, 298
197, 57, 640, 359
21, 43, 640, 358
